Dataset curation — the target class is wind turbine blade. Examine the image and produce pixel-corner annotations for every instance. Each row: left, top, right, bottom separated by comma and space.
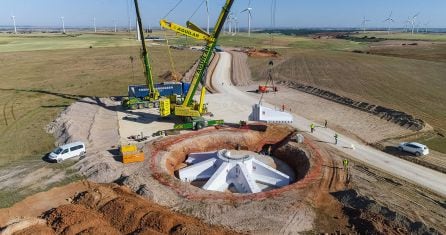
241, 9, 248, 13
205, 0, 209, 14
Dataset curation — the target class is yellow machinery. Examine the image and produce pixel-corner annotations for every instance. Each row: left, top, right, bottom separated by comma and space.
159, 0, 234, 129
121, 144, 144, 164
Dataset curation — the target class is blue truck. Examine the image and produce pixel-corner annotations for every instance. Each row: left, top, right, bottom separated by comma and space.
128, 82, 190, 98
123, 82, 191, 110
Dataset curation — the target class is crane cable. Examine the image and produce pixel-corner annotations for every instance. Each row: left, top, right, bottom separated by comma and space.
161, 0, 207, 82
259, 0, 278, 105
270, 0, 277, 49
162, 0, 184, 19
188, 0, 206, 21
163, 30, 180, 81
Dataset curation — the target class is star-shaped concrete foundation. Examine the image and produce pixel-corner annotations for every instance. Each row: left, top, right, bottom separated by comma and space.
179, 149, 290, 193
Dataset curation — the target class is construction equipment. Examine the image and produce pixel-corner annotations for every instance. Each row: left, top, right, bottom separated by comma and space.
257, 61, 278, 93
159, 0, 234, 130
121, 144, 145, 164
122, 0, 161, 110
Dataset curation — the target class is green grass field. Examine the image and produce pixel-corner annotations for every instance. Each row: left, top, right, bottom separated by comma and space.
353, 31, 446, 42
0, 30, 445, 166
0, 32, 199, 166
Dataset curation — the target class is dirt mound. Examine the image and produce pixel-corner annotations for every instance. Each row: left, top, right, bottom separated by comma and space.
331, 189, 441, 234
72, 184, 236, 234
3, 183, 238, 235
44, 204, 120, 234
279, 81, 427, 131
228, 51, 253, 86
247, 48, 279, 58
158, 70, 182, 82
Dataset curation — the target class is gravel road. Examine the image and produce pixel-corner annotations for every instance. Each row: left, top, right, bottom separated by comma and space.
207, 52, 446, 197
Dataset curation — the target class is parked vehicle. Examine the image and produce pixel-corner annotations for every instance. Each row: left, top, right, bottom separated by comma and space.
398, 142, 429, 156
48, 141, 86, 162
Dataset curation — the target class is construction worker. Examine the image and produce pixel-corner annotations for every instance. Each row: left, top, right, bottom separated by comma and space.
343, 158, 350, 185
282, 104, 285, 112
334, 133, 339, 144
310, 123, 315, 133
324, 120, 328, 128
343, 159, 349, 169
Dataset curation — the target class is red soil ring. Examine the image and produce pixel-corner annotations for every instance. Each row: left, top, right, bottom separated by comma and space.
148, 124, 324, 201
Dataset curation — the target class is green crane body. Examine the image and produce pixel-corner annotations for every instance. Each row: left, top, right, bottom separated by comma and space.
122, 0, 160, 110
134, 0, 159, 101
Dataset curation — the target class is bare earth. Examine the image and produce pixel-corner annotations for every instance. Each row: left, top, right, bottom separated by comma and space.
0, 50, 445, 234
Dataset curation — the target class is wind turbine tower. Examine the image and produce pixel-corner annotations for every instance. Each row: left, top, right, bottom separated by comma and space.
228, 12, 234, 34
233, 15, 239, 35
11, 15, 17, 34
424, 22, 430, 33
114, 20, 117, 33
241, 0, 253, 37
61, 17, 66, 33
403, 18, 410, 32
361, 16, 370, 33
384, 11, 394, 34
410, 13, 420, 35
93, 17, 97, 33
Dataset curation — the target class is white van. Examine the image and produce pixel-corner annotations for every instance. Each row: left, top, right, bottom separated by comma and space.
48, 141, 86, 162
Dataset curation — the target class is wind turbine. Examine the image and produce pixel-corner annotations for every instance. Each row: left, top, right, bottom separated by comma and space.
361, 16, 370, 33
93, 17, 97, 33
241, 0, 253, 37
403, 18, 409, 32
205, 0, 210, 34
228, 12, 235, 35
383, 11, 395, 34
423, 22, 430, 33
409, 12, 420, 35
233, 15, 239, 35
60, 17, 66, 33
11, 15, 17, 34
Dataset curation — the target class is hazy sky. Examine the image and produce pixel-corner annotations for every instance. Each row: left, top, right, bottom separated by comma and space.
1, 0, 445, 28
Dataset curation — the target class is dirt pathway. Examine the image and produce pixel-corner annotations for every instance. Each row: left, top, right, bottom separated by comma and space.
207, 51, 446, 197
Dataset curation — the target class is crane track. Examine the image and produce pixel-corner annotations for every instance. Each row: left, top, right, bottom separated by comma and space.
2, 102, 8, 126
2, 95, 17, 126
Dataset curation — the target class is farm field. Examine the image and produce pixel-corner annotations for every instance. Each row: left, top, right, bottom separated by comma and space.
0, 32, 200, 166
1, 31, 445, 167
0, 30, 445, 234
353, 31, 446, 42
244, 32, 446, 152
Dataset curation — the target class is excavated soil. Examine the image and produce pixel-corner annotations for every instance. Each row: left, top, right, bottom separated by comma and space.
2, 123, 439, 234
149, 124, 324, 200
2, 183, 239, 235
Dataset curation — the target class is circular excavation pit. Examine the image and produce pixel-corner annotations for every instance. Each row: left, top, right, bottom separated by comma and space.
177, 149, 296, 193
149, 124, 324, 200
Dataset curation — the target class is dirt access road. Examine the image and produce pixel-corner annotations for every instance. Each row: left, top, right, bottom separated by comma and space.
206, 52, 446, 197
